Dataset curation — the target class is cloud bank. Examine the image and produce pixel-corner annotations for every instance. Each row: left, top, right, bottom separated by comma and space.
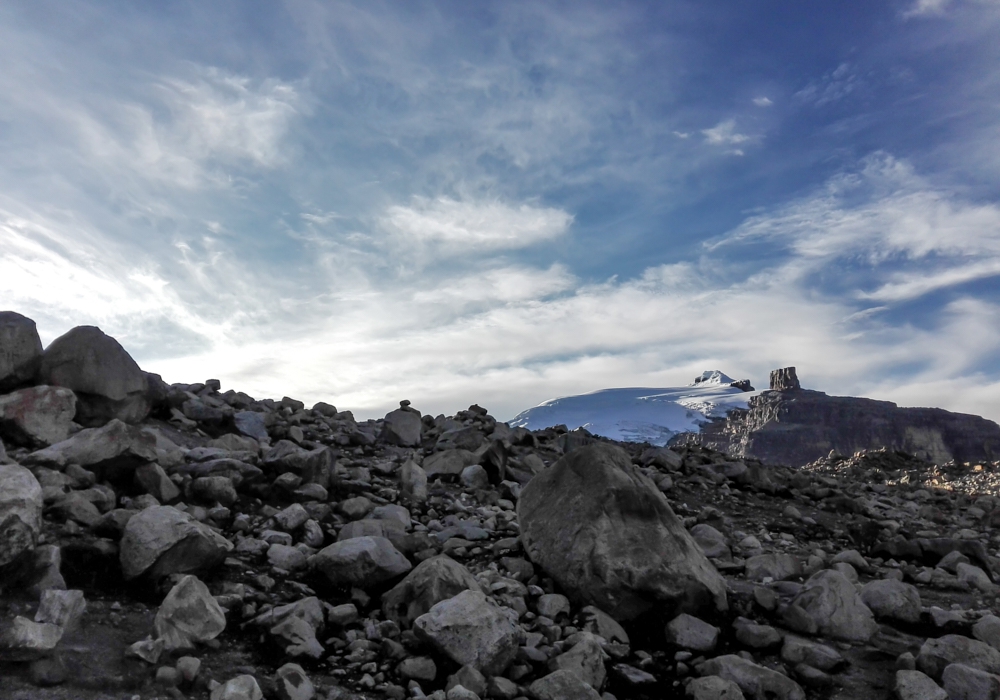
1, 1, 999, 425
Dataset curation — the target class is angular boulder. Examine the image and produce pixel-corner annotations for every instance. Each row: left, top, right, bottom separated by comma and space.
211, 675, 263, 700
917, 635, 1000, 680
518, 443, 727, 620
787, 569, 878, 643
528, 669, 601, 700
894, 670, 947, 700
942, 663, 1000, 700
0, 617, 63, 661
37, 325, 149, 426
0, 311, 43, 393
383, 555, 484, 628
698, 655, 805, 700
0, 386, 77, 447
154, 575, 227, 651
381, 407, 422, 447
686, 676, 745, 700
0, 464, 44, 567
24, 419, 157, 481
120, 505, 233, 580
312, 536, 412, 587
549, 632, 606, 688
413, 589, 522, 676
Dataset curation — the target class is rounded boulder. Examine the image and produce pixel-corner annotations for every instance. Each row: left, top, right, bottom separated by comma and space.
37, 325, 149, 426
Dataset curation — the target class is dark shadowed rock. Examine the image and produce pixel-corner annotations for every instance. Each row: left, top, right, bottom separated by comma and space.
0, 464, 43, 567
381, 405, 422, 447
120, 505, 233, 580
518, 443, 727, 621
24, 419, 157, 481
37, 325, 150, 426
0, 386, 77, 447
0, 311, 43, 393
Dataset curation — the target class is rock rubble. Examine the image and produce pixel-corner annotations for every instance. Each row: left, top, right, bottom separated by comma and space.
3, 312, 1000, 700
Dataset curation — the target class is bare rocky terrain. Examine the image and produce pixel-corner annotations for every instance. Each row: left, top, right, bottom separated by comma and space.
4, 310, 1000, 700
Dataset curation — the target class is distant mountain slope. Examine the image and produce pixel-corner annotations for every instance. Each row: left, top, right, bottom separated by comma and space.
697, 367, 1000, 466
508, 370, 756, 446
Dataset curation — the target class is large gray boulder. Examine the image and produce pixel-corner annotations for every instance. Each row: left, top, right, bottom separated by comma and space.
312, 536, 412, 587
518, 443, 727, 620
942, 663, 1000, 700
413, 589, 521, 675
698, 655, 805, 700
894, 671, 947, 700
381, 406, 422, 447
120, 505, 233, 580
0, 385, 77, 447
383, 555, 483, 628
23, 419, 157, 481
0, 464, 43, 567
917, 635, 1000, 680
861, 578, 922, 624
36, 325, 149, 426
0, 311, 42, 393
786, 569, 878, 643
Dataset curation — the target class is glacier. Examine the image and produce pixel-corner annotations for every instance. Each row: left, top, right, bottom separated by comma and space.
507, 370, 756, 446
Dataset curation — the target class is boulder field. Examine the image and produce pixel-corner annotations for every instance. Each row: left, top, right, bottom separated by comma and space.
2, 313, 1000, 699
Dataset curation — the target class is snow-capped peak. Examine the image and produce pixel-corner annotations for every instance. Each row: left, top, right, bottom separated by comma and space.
508, 371, 757, 446
689, 370, 737, 387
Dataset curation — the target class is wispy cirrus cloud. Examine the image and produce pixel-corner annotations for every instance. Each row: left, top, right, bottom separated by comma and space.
382, 197, 573, 251
1, 0, 999, 427
903, 0, 952, 17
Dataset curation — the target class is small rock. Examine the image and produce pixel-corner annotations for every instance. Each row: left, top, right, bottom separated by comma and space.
666, 613, 720, 652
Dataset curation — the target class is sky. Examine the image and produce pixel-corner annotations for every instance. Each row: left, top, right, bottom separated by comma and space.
2, 0, 1000, 423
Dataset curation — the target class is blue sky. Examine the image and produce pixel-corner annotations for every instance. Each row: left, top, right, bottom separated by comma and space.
2, 0, 999, 422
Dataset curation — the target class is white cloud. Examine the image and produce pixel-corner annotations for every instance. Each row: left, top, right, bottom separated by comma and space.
753, 96, 773, 107
903, 0, 952, 17
702, 120, 751, 146
6, 153, 1000, 426
718, 154, 1000, 268
699, 119, 751, 156
862, 259, 1000, 302
382, 197, 573, 250
795, 63, 859, 107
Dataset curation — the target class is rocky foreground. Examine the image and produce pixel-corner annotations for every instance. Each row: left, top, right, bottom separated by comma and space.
4, 312, 1000, 700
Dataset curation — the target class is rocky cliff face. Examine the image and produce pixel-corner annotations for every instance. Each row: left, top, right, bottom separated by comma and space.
697, 367, 1000, 466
